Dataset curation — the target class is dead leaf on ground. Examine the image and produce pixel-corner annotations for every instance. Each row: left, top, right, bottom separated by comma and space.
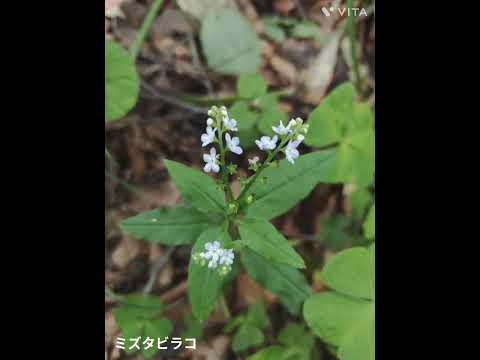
111, 235, 142, 269
235, 273, 277, 309
192, 336, 230, 360
300, 29, 342, 104
270, 55, 297, 84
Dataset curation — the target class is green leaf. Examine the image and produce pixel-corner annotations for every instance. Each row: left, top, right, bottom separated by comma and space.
322, 246, 374, 299
238, 74, 268, 99
164, 159, 226, 215
257, 93, 279, 111
224, 315, 246, 333
188, 225, 231, 321
120, 205, 220, 245
305, 83, 375, 186
112, 294, 172, 357
241, 248, 311, 314
247, 346, 286, 360
176, 0, 233, 19
105, 41, 140, 122
233, 324, 265, 352
363, 205, 375, 240
277, 323, 315, 351
229, 101, 258, 130
246, 300, 269, 329
143, 318, 173, 357
319, 215, 354, 251
290, 21, 323, 40
239, 218, 305, 268
180, 314, 203, 339
264, 23, 286, 43
305, 83, 356, 147
303, 245, 375, 360
258, 107, 287, 136
350, 187, 373, 220
245, 149, 341, 220
200, 8, 262, 74
239, 125, 262, 149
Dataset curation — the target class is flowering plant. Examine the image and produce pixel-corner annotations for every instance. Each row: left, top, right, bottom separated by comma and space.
120, 82, 373, 327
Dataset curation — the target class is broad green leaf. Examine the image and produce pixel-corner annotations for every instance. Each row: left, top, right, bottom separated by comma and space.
237, 74, 268, 99
120, 205, 220, 245
239, 218, 305, 268
246, 300, 269, 329
143, 318, 173, 357
258, 107, 287, 136
233, 324, 265, 352
262, 16, 297, 27
363, 204, 375, 240
322, 246, 374, 300
164, 160, 226, 215
177, 0, 233, 19
277, 323, 316, 360
350, 187, 373, 220
319, 215, 354, 251
245, 149, 341, 220
229, 101, 258, 130
113, 295, 172, 357
188, 225, 231, 321
241, 248, 311, 314
304, 245, 375, 360
337, 130, 375, 186
304, 292, 373, 346
349, 102, 374, 134
180, 314, 203, 339
264, 23, 286, 43
257, 93, 279, 110
105, 41, 140, 121
200, 8, 261, 74
247, 346, 285, 360
305, 83, 356, 147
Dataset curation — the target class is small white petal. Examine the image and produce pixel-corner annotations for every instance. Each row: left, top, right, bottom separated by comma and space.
211, 162, 220, 173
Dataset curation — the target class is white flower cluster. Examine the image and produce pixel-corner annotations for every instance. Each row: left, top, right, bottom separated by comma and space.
253, 118, 309, 164
201, 106, 243, 173
192, 241, 235, 275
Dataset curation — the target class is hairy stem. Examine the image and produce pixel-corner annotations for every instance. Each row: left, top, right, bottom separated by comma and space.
130, 0, 165, 60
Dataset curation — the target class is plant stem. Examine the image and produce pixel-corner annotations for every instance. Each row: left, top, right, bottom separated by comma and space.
130, 0, 165, 60
347, 0, 362, 94
217, 118, 234, 202
218, 294, 231, 319
236, 137, 290, 206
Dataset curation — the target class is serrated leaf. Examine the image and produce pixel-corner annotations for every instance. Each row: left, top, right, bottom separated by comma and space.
164, 159, 226, 215
244, 149, 341, 220
120, 205, 220, 245
188, 225, 231, 321
200, 8, 261, 74
105, 41, 140, 121
237, 74, 268, 99
239, 218, 305, 268
233, 324, 265, 352
241, 248, 311, 314
363, 205, 375, 240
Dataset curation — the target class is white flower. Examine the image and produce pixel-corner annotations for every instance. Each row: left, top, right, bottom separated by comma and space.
207, 118, 214, 127
222, 108, 238, 131
219, 248, 234, 266
285, 140, 301, 164
203, 147, 220, 173
248, 156, 260, 165
201, 126, 217, 147
255, 136, 278, 151
288, 119, 297, 128
272, 120, 291, 136
296, 134, 304, 143
225, 133, 243, 155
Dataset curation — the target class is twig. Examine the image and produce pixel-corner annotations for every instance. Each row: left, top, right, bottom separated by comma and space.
141, 81, 208, 114
187, 33, 214, 96
143, 246, 175, 294
130, 0, 165, 60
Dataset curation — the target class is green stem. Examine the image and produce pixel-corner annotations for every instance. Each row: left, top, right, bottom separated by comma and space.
217, 120, 234, 202
236, 136, 290, 207
347, 0, 362, 94
218, 294, 231, 319
130, 0, 165, 60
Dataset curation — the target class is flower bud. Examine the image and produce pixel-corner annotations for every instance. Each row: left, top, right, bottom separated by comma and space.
246, 195, 254, 204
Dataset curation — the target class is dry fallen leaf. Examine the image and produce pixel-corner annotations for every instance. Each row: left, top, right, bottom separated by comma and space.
270, 55, 297, 84
105, 0, 125, 19
111, 235, 141, 269
300, 29, 342, 104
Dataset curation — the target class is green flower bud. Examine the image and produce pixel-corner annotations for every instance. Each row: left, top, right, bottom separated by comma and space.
246, 195, 254, 204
